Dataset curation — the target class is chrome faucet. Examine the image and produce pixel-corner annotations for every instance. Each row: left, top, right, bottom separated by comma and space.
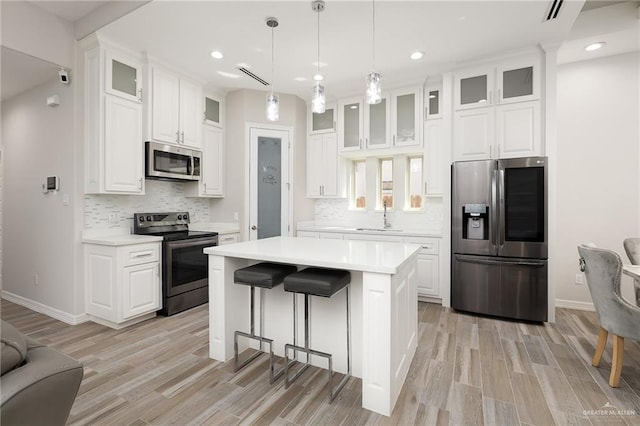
383, 200, 391, 228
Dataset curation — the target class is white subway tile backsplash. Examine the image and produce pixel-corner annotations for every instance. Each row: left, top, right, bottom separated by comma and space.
84, 180, 210, 231
314, 198, 442, 230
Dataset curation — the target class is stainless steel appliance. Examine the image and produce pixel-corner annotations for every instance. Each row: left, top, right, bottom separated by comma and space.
452, 157, 548, 322
133, 212, 217, 316
145, 141, 201, 181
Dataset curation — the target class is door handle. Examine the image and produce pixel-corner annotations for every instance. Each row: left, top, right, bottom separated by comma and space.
251, 225, 259, 231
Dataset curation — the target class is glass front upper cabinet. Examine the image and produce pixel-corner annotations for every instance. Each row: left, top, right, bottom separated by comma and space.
310, 104, 336, 134
454, 67, 493, 110
393, 88, 421, 147
497, 60, 539, 104
105, 50, 143, 103
365, 95, 390, 149
204, 94, 224, 128
339, 98, 363, 151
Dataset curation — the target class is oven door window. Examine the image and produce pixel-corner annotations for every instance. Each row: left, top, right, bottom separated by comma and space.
165, 239, 216, 295
154, 150, 192, 175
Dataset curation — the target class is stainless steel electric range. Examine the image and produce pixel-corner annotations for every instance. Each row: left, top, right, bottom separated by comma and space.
133, 212, 218, 316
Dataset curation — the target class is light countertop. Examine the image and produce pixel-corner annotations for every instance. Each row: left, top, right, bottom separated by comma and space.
189, 222, 240, 235
623, 265, 640, 280
82, 234, 163, 246
204, 236, 420, 274
296, 221, 441, 238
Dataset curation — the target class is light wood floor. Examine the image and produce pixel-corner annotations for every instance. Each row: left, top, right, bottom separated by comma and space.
2, 299, 640, 425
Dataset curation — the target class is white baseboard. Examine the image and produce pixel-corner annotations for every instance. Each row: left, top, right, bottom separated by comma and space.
555, 298, 595, 312
1, 291, 90, 325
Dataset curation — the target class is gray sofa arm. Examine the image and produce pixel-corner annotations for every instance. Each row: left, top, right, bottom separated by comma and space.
1, 344, 83, 426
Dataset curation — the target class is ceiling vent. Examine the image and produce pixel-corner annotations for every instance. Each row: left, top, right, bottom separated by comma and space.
546, 0, 564, 20
236, 67, 269, 86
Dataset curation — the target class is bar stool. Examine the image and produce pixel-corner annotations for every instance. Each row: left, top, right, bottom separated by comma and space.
234, 262, 297, 384
283, 267, 351, 402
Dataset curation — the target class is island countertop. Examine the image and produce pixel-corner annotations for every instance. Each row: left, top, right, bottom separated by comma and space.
203, 236, 420, 274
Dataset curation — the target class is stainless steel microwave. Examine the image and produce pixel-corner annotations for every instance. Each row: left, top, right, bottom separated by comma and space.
145, 141, 201, 181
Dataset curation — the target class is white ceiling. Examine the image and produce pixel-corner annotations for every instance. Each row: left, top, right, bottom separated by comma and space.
1, 47, 61, 101
30, 0, 110, 22
97, 0, 587, 103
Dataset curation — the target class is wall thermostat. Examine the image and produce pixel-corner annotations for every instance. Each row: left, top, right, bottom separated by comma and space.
46, 176, 59, 191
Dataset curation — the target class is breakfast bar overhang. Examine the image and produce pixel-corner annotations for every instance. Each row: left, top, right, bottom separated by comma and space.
204, 236, 420, 416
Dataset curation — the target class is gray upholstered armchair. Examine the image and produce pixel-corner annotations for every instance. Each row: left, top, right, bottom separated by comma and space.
1, 320, 83, 425
578, 244, 640, 387
623, 237, 640, 306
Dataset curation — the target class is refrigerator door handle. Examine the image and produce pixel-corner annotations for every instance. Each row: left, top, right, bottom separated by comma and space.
498, 168, 506, 249
456, 255, 546, 267
490, 169, 498, 250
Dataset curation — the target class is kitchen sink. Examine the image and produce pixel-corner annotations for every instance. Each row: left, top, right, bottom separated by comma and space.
356, 228, 403, 232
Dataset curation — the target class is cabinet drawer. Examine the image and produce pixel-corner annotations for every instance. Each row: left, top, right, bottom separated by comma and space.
403, 237, 439, 255
219, 234, 239, 245
121, 243, 160, 267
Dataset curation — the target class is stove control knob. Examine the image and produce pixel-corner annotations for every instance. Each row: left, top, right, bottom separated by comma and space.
146, 216, 152, 222
177, 215, 182, 220
139, 217, 145, 222
183, 213, 188, 220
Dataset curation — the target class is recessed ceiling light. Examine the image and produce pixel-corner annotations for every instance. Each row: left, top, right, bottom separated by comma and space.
410, 51, 424, 60
217, 71, 241, 79
585, 42, 606, 52
294, 77, 307, 82
313, 74, 324, 81
210, 50, 224, 59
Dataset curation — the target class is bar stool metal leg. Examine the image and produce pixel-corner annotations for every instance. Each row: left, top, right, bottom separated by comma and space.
283, 286, 351, 403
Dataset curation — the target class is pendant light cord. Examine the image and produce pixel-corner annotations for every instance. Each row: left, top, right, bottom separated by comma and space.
317, 7, 320, 76
372, 0, 376, 70
271, 25, 275, 94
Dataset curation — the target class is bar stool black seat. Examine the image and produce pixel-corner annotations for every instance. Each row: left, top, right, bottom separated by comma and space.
234, 262, 297, 383
283, 267, 351, 402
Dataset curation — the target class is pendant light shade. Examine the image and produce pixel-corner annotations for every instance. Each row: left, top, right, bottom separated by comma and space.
266, 17, 279, 121
266, 92, 279, 121
311, 82, 325, 113
366, 0, 381, 105
311, 0, 326, 114
366, 71, 381, 105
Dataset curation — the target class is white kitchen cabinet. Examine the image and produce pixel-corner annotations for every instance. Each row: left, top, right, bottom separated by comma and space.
204, 93, 224, 129
405, 237, 440, 299
105, 49, 143, 103
104, 95, 144, 193
307, 133, 344, 198
309, 104, 336, 135
83, 36, 145, 195
151, 65, 203, 149
186, 124, 224, 198
296, 231, 320, 238
343, 233, 404, 243
424, 119, 444, 196
453, 54, 542, 161
338, 97, 364, 152
218, 233, 240, 245
453, 108, 494, 161
425, 86, 442, 120
85, 241, 161, 328
365, 94, 391, 149
392, 87, 422, 147
495, 101, 540, 158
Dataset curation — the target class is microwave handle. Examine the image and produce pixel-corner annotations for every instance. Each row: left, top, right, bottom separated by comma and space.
190, 155, 194, 177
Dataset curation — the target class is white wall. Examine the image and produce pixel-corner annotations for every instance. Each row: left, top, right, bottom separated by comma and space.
211, 89, 313, 240
555, 52, 640, 308
0, 1, 75, 68
1, 76, 82, 320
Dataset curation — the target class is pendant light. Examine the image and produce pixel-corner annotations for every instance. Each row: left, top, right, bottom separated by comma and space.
366, 0, 381, 105
266, 17, 279, 121
311, 0, 326, 114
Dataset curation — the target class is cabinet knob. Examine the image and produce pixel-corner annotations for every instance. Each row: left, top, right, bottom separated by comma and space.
181, 131, 185, 143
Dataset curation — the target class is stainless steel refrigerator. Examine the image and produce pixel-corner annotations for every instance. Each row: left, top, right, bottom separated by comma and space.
451, 157, 548, 322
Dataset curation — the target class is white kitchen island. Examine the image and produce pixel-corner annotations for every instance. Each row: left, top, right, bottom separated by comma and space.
204, 236, 420, 416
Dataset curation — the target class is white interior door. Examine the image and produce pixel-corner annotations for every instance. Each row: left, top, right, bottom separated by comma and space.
248, 127, 291, 240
